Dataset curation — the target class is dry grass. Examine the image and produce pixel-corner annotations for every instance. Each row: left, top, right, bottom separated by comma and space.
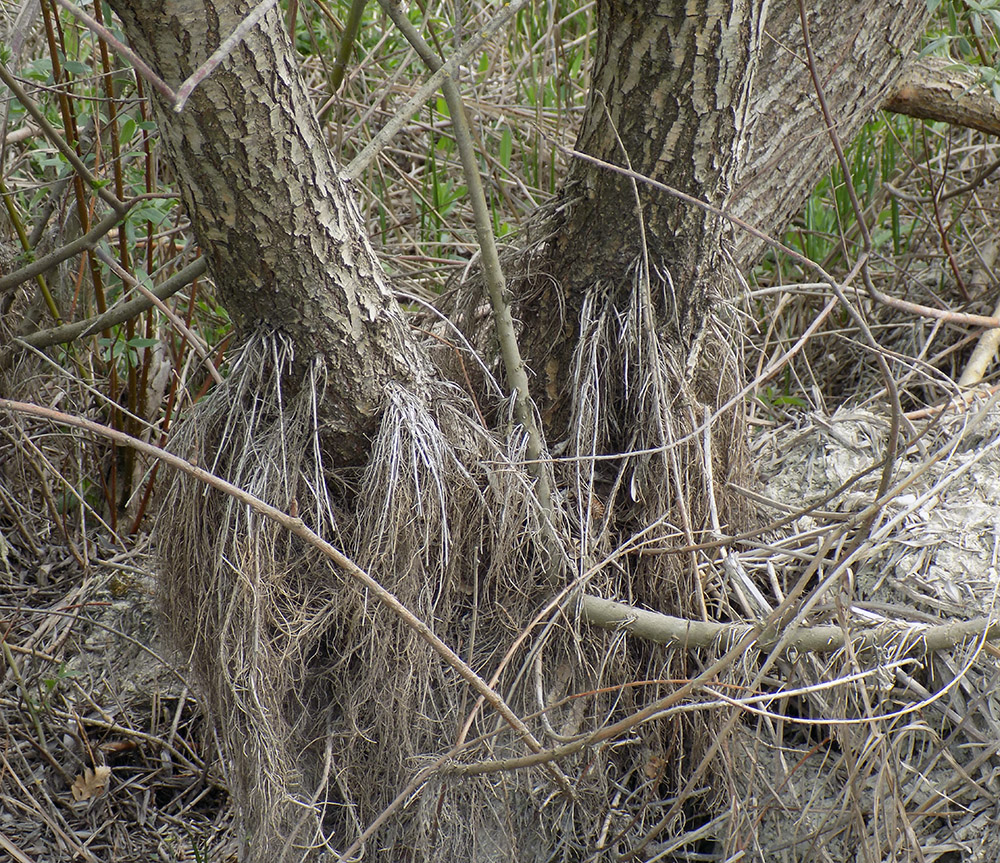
5, 1, 1000, 861
0, 430, 234, 861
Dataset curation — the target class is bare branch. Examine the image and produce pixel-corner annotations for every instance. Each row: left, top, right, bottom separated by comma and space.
344, 0, 531, 180
887, 55, 1000, 137
12, 256, 206, 351
377, 0, 556, 535
45, 0, 177, 104
173, 0, 281, 111
0, 206, 138, 295
581, 595, 1000, 655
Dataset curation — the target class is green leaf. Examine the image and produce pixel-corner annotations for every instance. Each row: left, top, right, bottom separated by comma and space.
119, 117, 136, 147
499, 128, 512, 169
772, 395, 807, 408
130, 204, 172, 226
919, 35, 952, 58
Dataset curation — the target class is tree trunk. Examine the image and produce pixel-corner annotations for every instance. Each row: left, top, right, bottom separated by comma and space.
105, 1, 475, 855
505, 0, 768, 626
518, 0, 932, 434
107, 0, 434, 465
732, 0, 932, 268
104, 0, 932, 860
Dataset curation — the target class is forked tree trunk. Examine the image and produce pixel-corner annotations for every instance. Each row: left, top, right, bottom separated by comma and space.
105, 0, 931, 859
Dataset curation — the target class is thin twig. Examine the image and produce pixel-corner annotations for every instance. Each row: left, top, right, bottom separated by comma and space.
93, 249, 222, 385
0, 202, 136, 296
173, 0, 281, 111
797, 0, 901, 523
377, 0, 558, 548
885, 153, 1000, 204
558, 153, 1000, 333
0, 62, 126, 215
45, 0, 176, 104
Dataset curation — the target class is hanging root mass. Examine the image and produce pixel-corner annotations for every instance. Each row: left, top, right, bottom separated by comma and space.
158, 334, 583, 860
156, 245, 758, 862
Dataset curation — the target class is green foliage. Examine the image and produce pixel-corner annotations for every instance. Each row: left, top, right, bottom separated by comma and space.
761, 111, 925, 276
924, 0, 1000, 95
41, 664, 80, 701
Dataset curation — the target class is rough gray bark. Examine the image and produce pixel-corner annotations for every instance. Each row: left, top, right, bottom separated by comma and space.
509, 0, 767, 614
557, 0, 760, 335
732, 0, 933, 268
107, 0, 433, 465
518, 0, 933, 433
102, 2, 457, 857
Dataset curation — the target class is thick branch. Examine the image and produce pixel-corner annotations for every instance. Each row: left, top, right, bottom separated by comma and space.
581, 595, 1000, 655
885, 55, 1000, 137
14, 258, 207, 350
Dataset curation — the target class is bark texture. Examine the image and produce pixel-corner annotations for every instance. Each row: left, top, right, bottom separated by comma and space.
731, 0, 933, 267
552, 0, 757, 310
502, 1, 767, 633
108, 0, 433, 464
103, 1, 458, 857
886, 55, 1000, 138
518, 0, 762, 430
518, 0, 933, 433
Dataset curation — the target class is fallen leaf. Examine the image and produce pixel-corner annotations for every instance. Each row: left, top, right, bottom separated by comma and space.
70, 766, 111, 801
100, 739, 138, 755
644, 756, 667, 780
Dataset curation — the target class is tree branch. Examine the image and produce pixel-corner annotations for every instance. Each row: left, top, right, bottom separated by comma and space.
580, 595, 1000, 655
886, 55, 1000, 137
343, 0, 530, 181
13, 257, 207, 350
0, 204, 142, 295
377, 0, 555, 530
